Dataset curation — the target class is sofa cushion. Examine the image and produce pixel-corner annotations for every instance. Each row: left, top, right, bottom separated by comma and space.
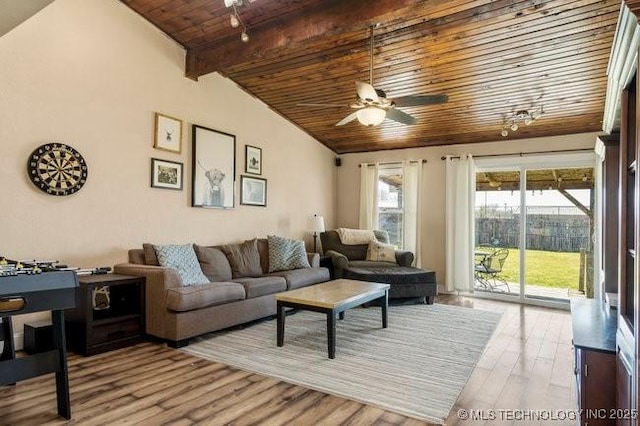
256, 238, 270, 274
268, 235, 310, 273
166, 282, 245, 312
270, 268, 330, 290
194, 245, 233, 282
143, 243, 160, 266
221, 239, 263, 278
154, 244, 209, 286
231, 276, 287, 298
349, 260, 402, 269
366, 240, 397, 264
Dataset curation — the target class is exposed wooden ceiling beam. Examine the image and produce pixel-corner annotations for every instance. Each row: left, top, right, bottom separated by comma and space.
185, 0, 475, 79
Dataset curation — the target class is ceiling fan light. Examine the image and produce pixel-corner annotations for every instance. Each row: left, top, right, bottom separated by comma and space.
524, 117, 533, 125
356, 106, 386, 126
510, 123, 519, 131
501, 128, 508, 137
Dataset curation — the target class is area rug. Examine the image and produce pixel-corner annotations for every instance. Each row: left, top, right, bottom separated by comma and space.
181, 304, 501, 424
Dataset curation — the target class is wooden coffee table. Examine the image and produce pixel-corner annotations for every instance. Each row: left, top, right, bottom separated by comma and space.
275, 279, 390, 359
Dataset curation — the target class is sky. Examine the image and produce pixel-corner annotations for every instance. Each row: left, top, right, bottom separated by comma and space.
476, 189, 591, 208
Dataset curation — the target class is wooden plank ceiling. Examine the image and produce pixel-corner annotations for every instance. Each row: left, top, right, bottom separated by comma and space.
121, 0, 620, 154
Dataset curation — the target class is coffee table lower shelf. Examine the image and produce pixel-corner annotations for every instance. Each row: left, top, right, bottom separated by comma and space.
275, 279, 390, 359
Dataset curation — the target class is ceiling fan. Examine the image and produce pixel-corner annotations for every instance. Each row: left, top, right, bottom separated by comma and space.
298, 25, 448, 127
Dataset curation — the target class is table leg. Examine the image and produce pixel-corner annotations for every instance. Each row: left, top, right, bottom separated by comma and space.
327, 311, 336, 359
276, 301, 285, 347
51, 310, 71, 419
0, 317, 15, 361
381, 291, 388, 329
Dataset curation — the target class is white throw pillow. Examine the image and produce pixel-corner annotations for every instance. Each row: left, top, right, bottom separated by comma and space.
366, 240, 397, 263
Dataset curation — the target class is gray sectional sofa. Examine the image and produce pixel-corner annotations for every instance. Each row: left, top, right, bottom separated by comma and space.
114, 238, 330, 347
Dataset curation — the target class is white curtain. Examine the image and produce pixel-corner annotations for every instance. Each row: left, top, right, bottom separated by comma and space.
445, 154, 475, 292
359, 163, 379, 230
403, 161, 422, 266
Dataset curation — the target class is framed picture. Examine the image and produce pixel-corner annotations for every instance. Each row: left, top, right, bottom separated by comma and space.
151, 158, 183, 190
154, 112, 182, 154
240, 175, 267, 207
192, 125, 235, 208
245, 145, 262, 175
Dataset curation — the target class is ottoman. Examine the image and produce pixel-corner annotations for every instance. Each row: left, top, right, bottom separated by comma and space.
342, 266, 437, 304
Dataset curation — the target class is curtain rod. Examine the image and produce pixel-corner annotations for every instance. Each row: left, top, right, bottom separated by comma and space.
440, 148, 593, 161
358, 159, 427, 167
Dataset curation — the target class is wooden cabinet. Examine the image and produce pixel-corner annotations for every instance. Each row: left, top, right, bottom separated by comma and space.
575, 348, 617, 425
571, 299, 618, 425
65, 274, 145, 356
617, 67, 639, 423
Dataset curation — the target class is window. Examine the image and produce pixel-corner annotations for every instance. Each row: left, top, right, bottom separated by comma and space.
377, 167, 403, 247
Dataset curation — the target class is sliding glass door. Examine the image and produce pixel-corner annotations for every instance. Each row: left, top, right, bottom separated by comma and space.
473, 153, 597, 305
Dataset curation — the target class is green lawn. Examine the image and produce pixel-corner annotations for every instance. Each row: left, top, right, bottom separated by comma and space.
490, 248, 581, 289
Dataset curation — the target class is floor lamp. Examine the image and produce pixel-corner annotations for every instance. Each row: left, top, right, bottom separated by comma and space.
311, 215, 325, 254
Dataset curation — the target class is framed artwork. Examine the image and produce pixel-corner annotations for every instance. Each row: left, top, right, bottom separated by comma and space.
192, 125, 235, 208
154, 112, 183, 153
240, 175, 267, 207
245, 145, 262, 175
151, 158, 183, 190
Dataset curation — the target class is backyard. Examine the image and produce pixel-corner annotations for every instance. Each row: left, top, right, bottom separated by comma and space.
494, 248, 581, 290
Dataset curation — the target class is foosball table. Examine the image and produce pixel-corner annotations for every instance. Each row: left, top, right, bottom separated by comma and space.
0, 269, 78, 419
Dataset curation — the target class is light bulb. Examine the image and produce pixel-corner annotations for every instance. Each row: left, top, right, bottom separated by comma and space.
582, 175, 588, 181
230, 13, 239, 28
524, 117, 533, 125
241, 32, 249, 42
510, 123, 519, 131
501, 128, 508, 137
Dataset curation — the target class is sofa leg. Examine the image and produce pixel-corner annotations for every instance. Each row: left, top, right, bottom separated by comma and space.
167, 339, 189, 348
425, 296, 435, 305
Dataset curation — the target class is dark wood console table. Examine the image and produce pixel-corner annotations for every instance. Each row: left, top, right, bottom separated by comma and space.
570, 298, 617, 426
0, 271, 78, 419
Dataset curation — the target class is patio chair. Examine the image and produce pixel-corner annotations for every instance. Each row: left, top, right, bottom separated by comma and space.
474, 248, 510, 293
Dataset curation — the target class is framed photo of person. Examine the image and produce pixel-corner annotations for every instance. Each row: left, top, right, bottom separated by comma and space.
151, 158, 183, 190
191, 125, 235, 208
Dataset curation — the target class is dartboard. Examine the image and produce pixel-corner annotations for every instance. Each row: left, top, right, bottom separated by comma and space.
27, 143, 88, 196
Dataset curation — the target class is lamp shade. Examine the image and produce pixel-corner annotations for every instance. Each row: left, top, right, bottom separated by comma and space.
311, 215, 325, 233
356, 106, 386, 126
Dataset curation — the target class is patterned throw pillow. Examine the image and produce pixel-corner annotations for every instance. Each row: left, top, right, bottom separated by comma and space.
268, 235, 311, 273
154, 244, 209, 286
365, 239, 397, 263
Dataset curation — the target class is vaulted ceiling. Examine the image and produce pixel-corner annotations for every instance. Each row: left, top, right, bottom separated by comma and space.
121, 0, 621, 154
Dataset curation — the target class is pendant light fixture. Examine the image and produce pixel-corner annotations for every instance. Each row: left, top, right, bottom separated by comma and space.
224, 0, 254, 43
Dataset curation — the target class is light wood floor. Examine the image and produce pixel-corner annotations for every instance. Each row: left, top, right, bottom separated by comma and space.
0, 296, 574, 425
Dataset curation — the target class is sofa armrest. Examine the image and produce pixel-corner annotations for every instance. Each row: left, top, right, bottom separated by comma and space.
113, 263, 183, 339
395, 250, 415, 266
325, 249, 349, 270
307, 252, 320, 268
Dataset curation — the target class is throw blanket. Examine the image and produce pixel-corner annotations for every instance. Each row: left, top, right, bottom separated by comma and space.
337, 228, 376, 245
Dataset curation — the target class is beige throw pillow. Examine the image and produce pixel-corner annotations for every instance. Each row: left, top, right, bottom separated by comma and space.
366, 239, 397, 263
221, 238, 263, 278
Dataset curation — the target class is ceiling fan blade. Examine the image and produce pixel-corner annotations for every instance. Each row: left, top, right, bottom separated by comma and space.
386, 108, 417, 125
356, 81, 379, 103
297, 103, 346, 108
393, 94, 449, 107
335, 111, 359, 126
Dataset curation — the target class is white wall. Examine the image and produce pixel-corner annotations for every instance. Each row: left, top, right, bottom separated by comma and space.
0, 0, 336, 340
336, 133, 598, 288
